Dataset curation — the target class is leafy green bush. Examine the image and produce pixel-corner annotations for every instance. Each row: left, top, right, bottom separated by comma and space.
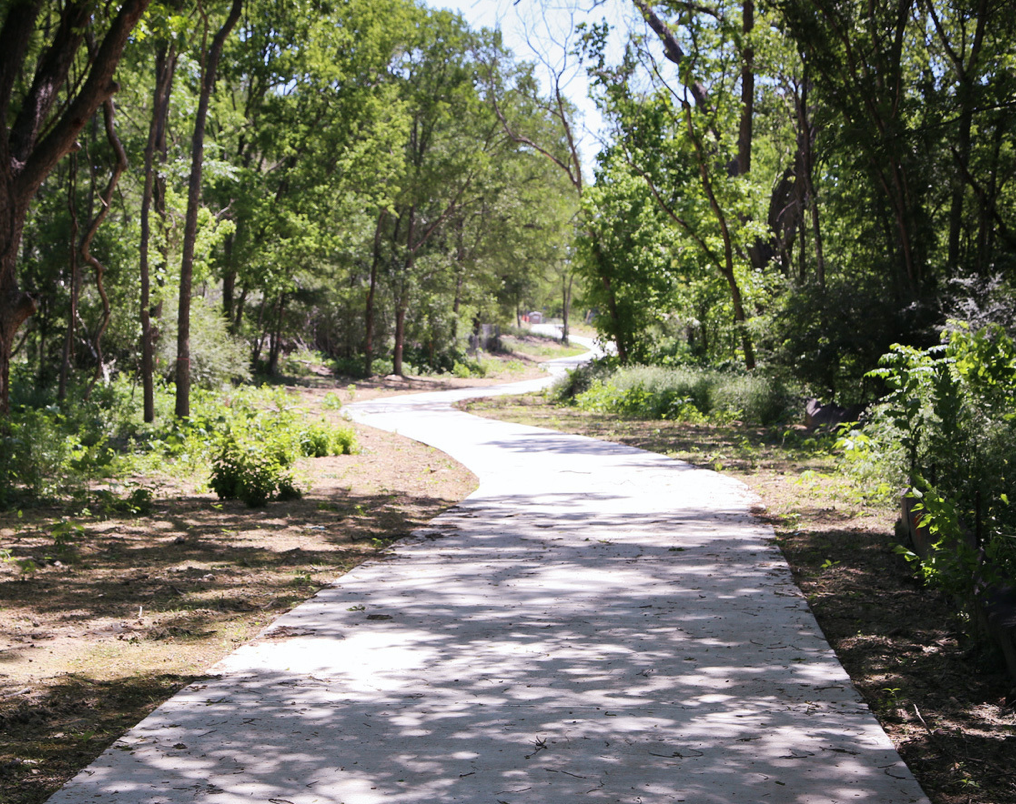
452, 357, 489, 379
0, 407, 81, 503
548, 357, 617, 402
297, 421, 358, 457
157, 296, 251, 389
331, 355, 419, 379
299, 424, 333, 458
210, 438, 300, 507
710, 373, 799, 426
0, 379, 360, 509
322, 392, 343, 410
840, 323, 1016, 611
330, 425, 358, 455
565, 364, 796, 425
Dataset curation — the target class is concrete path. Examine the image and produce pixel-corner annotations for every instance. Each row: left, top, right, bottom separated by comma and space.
48, 340, 929, 804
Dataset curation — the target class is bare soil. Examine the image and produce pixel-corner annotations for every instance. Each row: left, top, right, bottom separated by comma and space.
462, 394, 1016, 804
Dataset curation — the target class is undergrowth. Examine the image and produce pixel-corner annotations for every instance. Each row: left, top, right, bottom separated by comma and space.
0, 380, 358, 509
551, 360, 799, 426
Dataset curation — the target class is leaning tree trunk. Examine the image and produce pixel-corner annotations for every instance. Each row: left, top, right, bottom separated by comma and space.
175, 0, 242, 418
140, 43, 176, 422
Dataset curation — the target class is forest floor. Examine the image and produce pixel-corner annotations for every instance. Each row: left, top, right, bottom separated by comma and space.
461, 393, 1016, 804
2, 337, 1014, 804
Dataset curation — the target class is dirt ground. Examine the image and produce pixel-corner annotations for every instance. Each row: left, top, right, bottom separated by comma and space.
463, 394, 1016, 804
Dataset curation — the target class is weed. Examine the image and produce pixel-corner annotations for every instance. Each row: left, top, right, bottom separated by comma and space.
322, 392, 343, 411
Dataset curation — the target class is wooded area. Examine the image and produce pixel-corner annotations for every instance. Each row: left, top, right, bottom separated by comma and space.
0, 0, 1013, 594
2, 2, 1016, 800
1, 0, 1014, 407
0, 0, 580, 423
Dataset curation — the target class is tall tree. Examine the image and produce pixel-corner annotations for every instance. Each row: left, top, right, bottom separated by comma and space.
0, 0, 151, 415
139, 38, 179, 422
175, 0, 243, 418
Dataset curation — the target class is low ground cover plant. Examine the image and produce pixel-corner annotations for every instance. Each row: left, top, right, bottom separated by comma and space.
552, 360, 798, 426
0, 381, 358, 510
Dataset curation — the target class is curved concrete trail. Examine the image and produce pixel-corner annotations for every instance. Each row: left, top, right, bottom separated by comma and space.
49, 341, 929, 804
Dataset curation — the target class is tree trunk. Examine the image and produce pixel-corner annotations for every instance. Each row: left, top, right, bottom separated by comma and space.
268, 293, 285, 376
175, 0, 243, 418
796, 75, 825, 288
600, 273, 627, 364
561, 271, 572, 345
234, 285, 247, 330
58, 153, 79, 402
949, 3, 986, 275
737, 0, 754, 177
250, 294, 268, 368
140, 43, 176, 422
363, 211, 385, 377
393, 303, 407, 376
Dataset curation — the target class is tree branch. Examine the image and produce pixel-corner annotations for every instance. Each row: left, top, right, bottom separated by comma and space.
0, 2, 43, 127
16, 0, 151, 200
631, 0, 712, 111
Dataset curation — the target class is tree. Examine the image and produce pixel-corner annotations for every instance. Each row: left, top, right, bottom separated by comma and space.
175, 0, 243, 418
482, 16, 588, 345
0, 0, 151, 415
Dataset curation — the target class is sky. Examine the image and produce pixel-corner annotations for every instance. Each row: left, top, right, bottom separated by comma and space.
420, 0, 633, 171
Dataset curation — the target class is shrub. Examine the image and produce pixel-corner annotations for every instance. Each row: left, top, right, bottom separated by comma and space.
567, 364, 796, 425
210, 438, 300, 507
548, 357, 617, 402
297, 421, 358, 457
157, 296, 251, 389
452, 358, 488, 379
0, 407, 81, 504
322, 392, 343, 410
840, 323, 1016, 613
330, 425, 358, 455
299, 423, 334, 458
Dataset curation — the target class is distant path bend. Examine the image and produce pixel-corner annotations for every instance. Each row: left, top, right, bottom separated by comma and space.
48, 335, 929, 804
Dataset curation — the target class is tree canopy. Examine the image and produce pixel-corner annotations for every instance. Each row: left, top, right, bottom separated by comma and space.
0, 0, 1013, 414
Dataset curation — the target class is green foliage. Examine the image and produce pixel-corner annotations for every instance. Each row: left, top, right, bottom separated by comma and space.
204, 387, 360, 506
548, 357, 618, 402
0, 379, 357, 509
210, 439, 301, 508
841, 323, 1016, 610
298, 421, 359, 457
452, 357, 489, 379
576, 156, 680, 364
158, 297, 251, 389
322, 392, 344, 411
566, 365, 797, 426
47, 519, 85, 564
330, 425, 359, 456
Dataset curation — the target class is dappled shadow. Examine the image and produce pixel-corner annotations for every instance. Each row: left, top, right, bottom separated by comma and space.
49, 492, 925, 803
42, 381, 928, 803
0, 485, 458, 667
0, 671, 204, 804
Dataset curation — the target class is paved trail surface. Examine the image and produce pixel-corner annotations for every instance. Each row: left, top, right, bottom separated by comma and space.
49, 342, 929, 803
